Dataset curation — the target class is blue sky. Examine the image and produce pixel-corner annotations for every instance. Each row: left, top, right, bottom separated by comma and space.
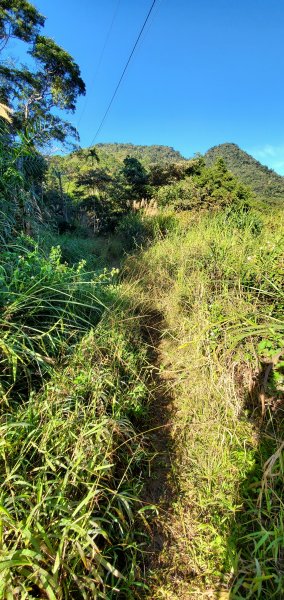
9, 0, 284, 173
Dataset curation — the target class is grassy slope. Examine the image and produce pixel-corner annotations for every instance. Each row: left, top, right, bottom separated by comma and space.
0, 238, 154, 599
125, 207, 284, 598
205, 143, 284, 204
1, 205, 283, 599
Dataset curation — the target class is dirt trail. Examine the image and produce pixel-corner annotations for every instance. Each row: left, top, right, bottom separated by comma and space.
140, 311, 228, 600
139, 311, 192, 599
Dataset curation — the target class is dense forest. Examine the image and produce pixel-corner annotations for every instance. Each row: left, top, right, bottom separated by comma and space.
0, 2, 284, 600
205, 142, 284, 203
45, 143, 257, 237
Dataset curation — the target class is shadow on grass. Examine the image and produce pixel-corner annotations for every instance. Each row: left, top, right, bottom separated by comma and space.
135, 307, 177, 592
216, 358, 284, 600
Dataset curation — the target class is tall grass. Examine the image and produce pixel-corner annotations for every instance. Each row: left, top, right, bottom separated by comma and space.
0, 315, 152, 598
0, 238, 115, 399
0, 235, 154, 598
1, 204, 283, 598
125, 205, 284, 598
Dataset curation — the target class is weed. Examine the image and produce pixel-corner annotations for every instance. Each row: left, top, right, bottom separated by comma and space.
124, 205, 284, 598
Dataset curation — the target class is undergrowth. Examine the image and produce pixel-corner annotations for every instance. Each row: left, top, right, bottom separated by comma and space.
0, 236, 154, 598
1, 203, 283, 599
0, 237, 115, 400
125, 204, 284, 598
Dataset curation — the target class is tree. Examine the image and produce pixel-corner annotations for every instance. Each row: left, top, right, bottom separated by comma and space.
0, 2, 85, 149
0, 0, 44, 51
0, 1, 86, 238
121, 156, 149, 200
88, 147, 100, 166
148, 161, 188, 188
76, 168, 112, 197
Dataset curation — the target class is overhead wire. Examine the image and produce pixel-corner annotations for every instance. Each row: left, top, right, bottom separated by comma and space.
89, 0, 158, 147
75, 0, 121, 130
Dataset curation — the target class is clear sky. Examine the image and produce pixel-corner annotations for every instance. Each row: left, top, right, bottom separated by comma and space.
11, 0, 284, 172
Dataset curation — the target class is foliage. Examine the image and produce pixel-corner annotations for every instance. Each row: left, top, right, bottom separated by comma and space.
121, 156, 149, 200
148, 159, 193, 188
0, 0, 44, 49
0, 118, 50, 240
0, 0, 86, 243
205, 142, 284, 203
45, 143, 188, 214
116, 211, 179, 251
0, 1, 85, 149
155, 156, 255, 210
1, 124, 283, 598
0, 238, 115, 397
0, 229, 153, 597
0, 307, 152, 598
45, 145, 258, 233
125, 205, 284, 598
94, 142, 185, 167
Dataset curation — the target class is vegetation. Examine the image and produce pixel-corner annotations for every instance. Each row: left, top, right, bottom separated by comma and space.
0, 0, 85, 149
125, 206, 284, 598
45, 148, 256, 235
94, 143, 185, 166
205, 143, 284, 204
0, 265, 153, 598
1, 3, 284, 598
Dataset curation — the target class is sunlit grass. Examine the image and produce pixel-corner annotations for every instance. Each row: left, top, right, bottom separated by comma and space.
0, 237, 154, 598
1, 205, 283, 598
125, 205, 284, 598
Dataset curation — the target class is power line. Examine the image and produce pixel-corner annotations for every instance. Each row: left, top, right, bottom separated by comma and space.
76, 0, 121, 130
89, 0, 158, 147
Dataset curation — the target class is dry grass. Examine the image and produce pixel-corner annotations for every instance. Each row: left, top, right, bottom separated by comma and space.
124, 206, 284, 598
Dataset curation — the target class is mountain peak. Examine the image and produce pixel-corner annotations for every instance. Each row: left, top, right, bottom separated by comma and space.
205, 143, 284, 202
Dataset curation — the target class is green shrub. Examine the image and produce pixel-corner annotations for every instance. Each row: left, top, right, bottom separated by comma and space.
116, 212, 179, 251
145, 212, 179, 238
223, 202, 264, 235
0, 312, 151, 599
116, 213, 148, 251
155, 158, 255, 212
0, 237, 115, 397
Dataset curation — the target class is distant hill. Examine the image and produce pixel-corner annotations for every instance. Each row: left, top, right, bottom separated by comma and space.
94, 143, 185, 167
205, 143, 284, 203
46, 143, 186, 205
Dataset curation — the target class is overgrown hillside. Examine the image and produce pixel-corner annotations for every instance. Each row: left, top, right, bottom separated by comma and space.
205, 143, 284, 203
126, 206, 284, 599
1, 3, 284, 598
95, 143, 185, 166
1, 106, 283, 596
1, 202, 284, 598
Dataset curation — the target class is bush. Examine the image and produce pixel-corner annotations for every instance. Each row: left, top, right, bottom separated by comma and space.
223, 202, 263, 235
0, 237, 115, 396
145, 212, 180, 238
116, 212, 179, 251
0, 311, 151, 598
155, 158, 256, 212
115, 213, 148, 251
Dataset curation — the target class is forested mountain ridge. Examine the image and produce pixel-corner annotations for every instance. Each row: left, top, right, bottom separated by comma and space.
205, 142, 284, 202
50, 142, 185, 176
95, 142, 185, 165
46, 142, 255, 232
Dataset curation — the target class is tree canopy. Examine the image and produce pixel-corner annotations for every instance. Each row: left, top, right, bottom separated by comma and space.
0, 1, 85, 149
0, 0, 44, 50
